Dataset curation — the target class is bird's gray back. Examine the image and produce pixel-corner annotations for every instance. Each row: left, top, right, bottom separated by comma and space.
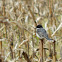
36, 28, 48, 39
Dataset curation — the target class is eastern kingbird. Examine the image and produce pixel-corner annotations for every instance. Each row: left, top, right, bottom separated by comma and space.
36, 25, 53, 40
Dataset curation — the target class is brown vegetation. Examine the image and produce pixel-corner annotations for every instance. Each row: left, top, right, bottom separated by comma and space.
0, 0, 62, 62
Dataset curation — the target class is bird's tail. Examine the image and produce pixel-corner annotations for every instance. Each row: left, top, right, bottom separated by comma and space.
47, 38, 53, 40
46, 37, 53, 42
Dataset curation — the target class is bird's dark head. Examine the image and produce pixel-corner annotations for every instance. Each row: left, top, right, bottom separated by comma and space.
36, 25, 43, 28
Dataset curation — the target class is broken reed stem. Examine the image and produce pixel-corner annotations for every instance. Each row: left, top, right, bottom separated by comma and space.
32, 33, 34, 62
18, 50, 22, 62
0, 0, 6, 60
0, 41, 2, 52
48, 0, 54, 59
10, 34, 14, 59
39, 39, 44, 62
19, 39, 29, 48
22, 51, 31, 62
2, 0, 5, 16
53, 40, 56, 62
10, 42, 13, 59
27, 40, 29, 57
27, 5, 37, 26
18, 30, 22, 62
19, 50, 20, 58
0, 26, 2, 62
27, 29, 29, 57
0, 59, 2, 62
5, 25, 7, 38
44, 48, 46, 61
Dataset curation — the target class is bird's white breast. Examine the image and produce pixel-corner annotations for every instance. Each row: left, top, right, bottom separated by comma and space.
36, 33, 44, 39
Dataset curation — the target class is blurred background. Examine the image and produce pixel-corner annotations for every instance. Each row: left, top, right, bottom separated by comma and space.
0, 0, 62, 62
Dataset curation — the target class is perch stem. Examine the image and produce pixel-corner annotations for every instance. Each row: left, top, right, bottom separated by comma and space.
39, 39, 44, 62
53, 40, 56, 62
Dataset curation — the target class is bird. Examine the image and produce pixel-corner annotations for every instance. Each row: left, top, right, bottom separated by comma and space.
36, 24, 53, 40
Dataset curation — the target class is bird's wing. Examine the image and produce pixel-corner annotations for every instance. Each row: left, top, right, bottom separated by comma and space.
40, 28, 53, 40
36, 28, 53, 40
40, 28, 48, 38
37, 28, 48, 38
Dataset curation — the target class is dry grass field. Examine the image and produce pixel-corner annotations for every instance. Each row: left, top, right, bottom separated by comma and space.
0, 0, 62, 62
